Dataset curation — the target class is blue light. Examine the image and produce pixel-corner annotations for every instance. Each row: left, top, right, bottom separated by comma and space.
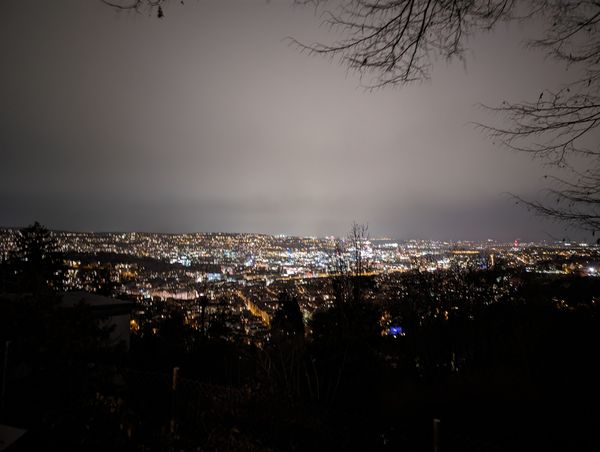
389, 325, 404, 337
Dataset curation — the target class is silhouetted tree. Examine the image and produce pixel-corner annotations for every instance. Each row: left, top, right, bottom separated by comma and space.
329, 222, 371, 306
207, 296, 233, 341
307, 223, 381, 405
11, 221, 63, 293
271, 291, 305, 343
258, 292, 307, 403
91, 266, 117, 297
291, 1, 600, 233
347, 222, 371, 303
198, 295, 209, 337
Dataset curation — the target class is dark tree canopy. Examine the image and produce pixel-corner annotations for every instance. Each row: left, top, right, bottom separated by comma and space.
11, 221, 63, 293
271, 291, 305, 341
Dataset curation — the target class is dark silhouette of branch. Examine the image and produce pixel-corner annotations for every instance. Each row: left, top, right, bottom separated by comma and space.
476, 1, 600, 232
102, 0, 167, 17
102, 0, 161, 10
291, 1, 600, 231
289, 0, 515, 89
102, 0, 600, 231
510, 166, 600, 232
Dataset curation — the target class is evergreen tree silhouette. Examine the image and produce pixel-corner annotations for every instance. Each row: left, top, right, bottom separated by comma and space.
11, 221, 63, 293
271, 291, 304, 343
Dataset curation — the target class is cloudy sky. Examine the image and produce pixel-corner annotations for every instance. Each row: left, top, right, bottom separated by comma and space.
0, 0, 588, 240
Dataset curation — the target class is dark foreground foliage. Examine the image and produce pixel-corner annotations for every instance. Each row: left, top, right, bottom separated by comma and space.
1, 269, 600, 451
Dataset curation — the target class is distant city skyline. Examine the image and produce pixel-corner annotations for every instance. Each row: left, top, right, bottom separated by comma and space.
0, 0, 591, 241
0, 224, 590, 245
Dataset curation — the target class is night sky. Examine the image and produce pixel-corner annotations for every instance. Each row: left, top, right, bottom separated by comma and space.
0, 0, 588, 240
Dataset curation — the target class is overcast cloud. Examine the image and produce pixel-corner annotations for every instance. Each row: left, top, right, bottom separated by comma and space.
0, 0, 588, 240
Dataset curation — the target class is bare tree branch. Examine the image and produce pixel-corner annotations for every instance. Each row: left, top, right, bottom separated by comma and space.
289, 0, 516, 89
291, 1, 600, 233
477, 1, 600, 233
102, 0, 166, 17
103, 0, 600, 233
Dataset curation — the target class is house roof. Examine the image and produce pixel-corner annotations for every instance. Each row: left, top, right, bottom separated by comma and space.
0, 424, 26, 451
61, 291, 135, 313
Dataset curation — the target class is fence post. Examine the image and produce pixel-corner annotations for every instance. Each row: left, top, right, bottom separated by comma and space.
170, 366, 180, 435
433, 418, 440, 452
1, 340, 11, 420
